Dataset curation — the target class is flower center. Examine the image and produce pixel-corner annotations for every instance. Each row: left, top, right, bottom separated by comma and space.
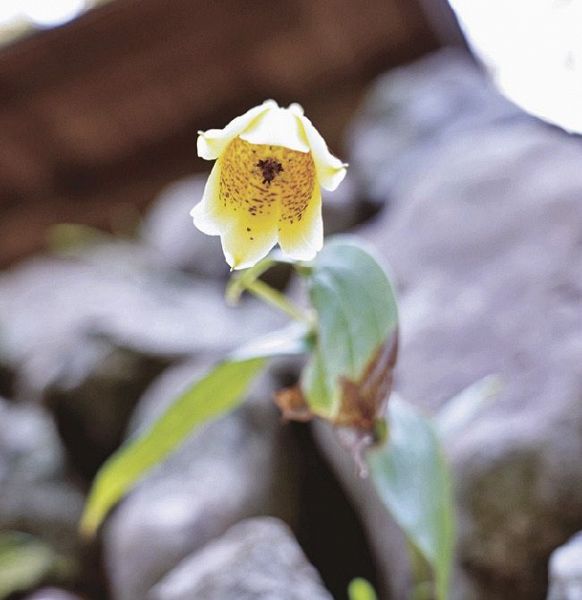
218, 138, 315, 227
256, 158, 284, 185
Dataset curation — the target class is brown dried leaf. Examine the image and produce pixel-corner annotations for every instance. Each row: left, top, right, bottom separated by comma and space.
274, 385, 313, 422
274, 330, 398, 434
334, 330, 398, 431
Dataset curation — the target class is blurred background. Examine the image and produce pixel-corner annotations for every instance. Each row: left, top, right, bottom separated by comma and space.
1, 1, 582, 599
0, 0, 460, 267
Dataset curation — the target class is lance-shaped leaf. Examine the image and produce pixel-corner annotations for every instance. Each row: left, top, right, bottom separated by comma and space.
80, 324, 310, 537
299, 237, 399, 427
367, 397, 455, 600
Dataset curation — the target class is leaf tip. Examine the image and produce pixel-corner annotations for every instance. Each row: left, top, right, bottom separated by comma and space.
79, 510, 98, 540
348, 577, 378, 600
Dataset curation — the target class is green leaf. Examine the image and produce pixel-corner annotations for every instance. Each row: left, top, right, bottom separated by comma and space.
81, 317, 315, 538
0, 532, 59, 599
81, 320, 313, 537
302, 236, 398, 420
81, 356, 265, 536
348, 577, 378, 600
368, 397, 454, 600
47, 223, 112, 254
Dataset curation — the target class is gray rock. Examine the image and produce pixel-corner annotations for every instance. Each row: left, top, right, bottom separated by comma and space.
313, 421, 406, 600
348, 48, 523, 208
149, 517, 332, 600
548, 532, 582, 600
0, 397, 84, 556
0, 243, 283, 476
103, 360, 298, 600
319, 50, 582, 599
140, 176, 230, 279
320, 171, 372, 235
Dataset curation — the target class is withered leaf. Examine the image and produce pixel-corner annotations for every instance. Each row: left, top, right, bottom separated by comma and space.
274, 330, 398, 435
334, 330, 398, 432
274, 385, 313, 422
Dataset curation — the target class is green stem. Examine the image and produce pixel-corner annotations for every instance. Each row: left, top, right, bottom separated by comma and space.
246, 279, 310, 324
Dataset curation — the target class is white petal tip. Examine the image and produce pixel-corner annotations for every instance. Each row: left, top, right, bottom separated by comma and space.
288, 102, 304, 116
196, 134, 216, 160
228, 259, 253, 271
321, 166, 348, 192
191, 209, 221, 236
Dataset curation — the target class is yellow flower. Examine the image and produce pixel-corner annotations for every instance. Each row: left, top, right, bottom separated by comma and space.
190, 100, 347, 270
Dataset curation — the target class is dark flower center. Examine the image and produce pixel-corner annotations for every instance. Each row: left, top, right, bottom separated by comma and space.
257, 158, 284, 185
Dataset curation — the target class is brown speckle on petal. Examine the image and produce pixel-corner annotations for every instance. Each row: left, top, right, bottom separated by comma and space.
218, 137, 315, 229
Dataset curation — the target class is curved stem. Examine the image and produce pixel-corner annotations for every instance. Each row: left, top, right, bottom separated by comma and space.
246, 279, 311, 324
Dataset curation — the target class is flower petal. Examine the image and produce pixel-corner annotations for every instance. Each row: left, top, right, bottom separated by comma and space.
240, 105, 310, 153
297, 114, 347, 191
197, 99, 278, 160
287, 102, 305, 116
221, 217, 279, 270
191, 153, 279, 270
278, 182, 323, 261
202, 137, 291, 269
190, 160, 222, 235
218, 136, 317, 268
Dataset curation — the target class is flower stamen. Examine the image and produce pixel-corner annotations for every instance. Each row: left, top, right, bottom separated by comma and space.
257, 158, 284, 186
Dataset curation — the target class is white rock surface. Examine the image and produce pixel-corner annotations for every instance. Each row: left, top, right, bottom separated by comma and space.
548, 532, 582, 600
149, 518, 332, 600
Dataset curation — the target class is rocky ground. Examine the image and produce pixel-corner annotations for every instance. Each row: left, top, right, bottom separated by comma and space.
2, 48, 582, 599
